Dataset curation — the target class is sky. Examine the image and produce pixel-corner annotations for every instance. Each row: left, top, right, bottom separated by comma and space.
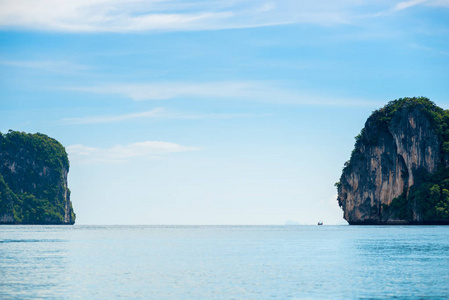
0, 0, 448, 225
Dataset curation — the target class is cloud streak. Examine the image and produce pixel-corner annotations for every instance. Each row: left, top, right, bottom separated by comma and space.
61, 108, 165, 125
0, 60, 89, 72
393, 0, 449, 10
0, 0, 374, 32
69, 81, 383, 107
67, 141, 199, 164
60, 107, 261, 125
1, 0, 448, 33
394, 0, 428, 10
70, 81, 272, 101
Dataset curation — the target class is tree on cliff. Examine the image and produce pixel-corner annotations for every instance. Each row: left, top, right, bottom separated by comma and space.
0, 131, 75, 224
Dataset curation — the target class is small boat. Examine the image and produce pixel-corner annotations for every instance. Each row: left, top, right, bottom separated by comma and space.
317, 221, 323, 225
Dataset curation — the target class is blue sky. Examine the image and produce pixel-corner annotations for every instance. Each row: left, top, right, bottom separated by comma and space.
1, 0, 448, 225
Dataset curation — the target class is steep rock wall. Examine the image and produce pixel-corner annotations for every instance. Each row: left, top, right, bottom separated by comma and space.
337, 99, 444, 224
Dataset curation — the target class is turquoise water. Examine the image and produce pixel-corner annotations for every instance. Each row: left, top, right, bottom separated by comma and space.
1, 225, 448, 299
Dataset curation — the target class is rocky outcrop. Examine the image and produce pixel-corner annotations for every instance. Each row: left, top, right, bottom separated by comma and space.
337, 97, 449, 224
0, 131, 75, 224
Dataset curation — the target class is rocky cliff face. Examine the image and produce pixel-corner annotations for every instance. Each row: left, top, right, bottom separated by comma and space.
0, 131, 75, 224
337, 97, 449, 224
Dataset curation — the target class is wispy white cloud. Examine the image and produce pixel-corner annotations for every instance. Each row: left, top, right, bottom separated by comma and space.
0, 60, 89, 72
67, 141, 199, 164
69, 81, 382, 107
0, 0, 375, 32
61, 108, 165, 124
1, 0, 447, 32
60, 107, 261, 125
0, 0, 227, 32
410, 43, 449, 56
393, 0, 449, 10
70, 81, 270, 101
394, 0, 428, 10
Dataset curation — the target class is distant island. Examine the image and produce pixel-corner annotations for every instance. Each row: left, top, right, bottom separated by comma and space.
0, 131, 75, 224
337, 97, 449, 225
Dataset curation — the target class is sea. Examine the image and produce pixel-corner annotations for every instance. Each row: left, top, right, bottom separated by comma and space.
1, 225, 448, 299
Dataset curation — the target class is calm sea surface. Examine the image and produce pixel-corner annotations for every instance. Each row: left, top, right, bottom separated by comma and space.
1, 225, 448, 299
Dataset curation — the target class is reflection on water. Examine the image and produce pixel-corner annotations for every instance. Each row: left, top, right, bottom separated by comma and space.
0, 225, 448, 299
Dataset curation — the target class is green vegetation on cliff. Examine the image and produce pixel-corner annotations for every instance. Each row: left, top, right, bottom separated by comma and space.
349, 97, 449, 161
0, 131, 75, 224
386, 167, 449, 221
363, 97, 449, 150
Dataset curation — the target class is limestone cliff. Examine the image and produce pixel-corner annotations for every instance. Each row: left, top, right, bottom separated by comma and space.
337, 97, 449, 225
0, 131, 75, 224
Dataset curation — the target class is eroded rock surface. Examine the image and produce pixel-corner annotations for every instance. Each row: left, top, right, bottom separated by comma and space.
337, 97, 449, 224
